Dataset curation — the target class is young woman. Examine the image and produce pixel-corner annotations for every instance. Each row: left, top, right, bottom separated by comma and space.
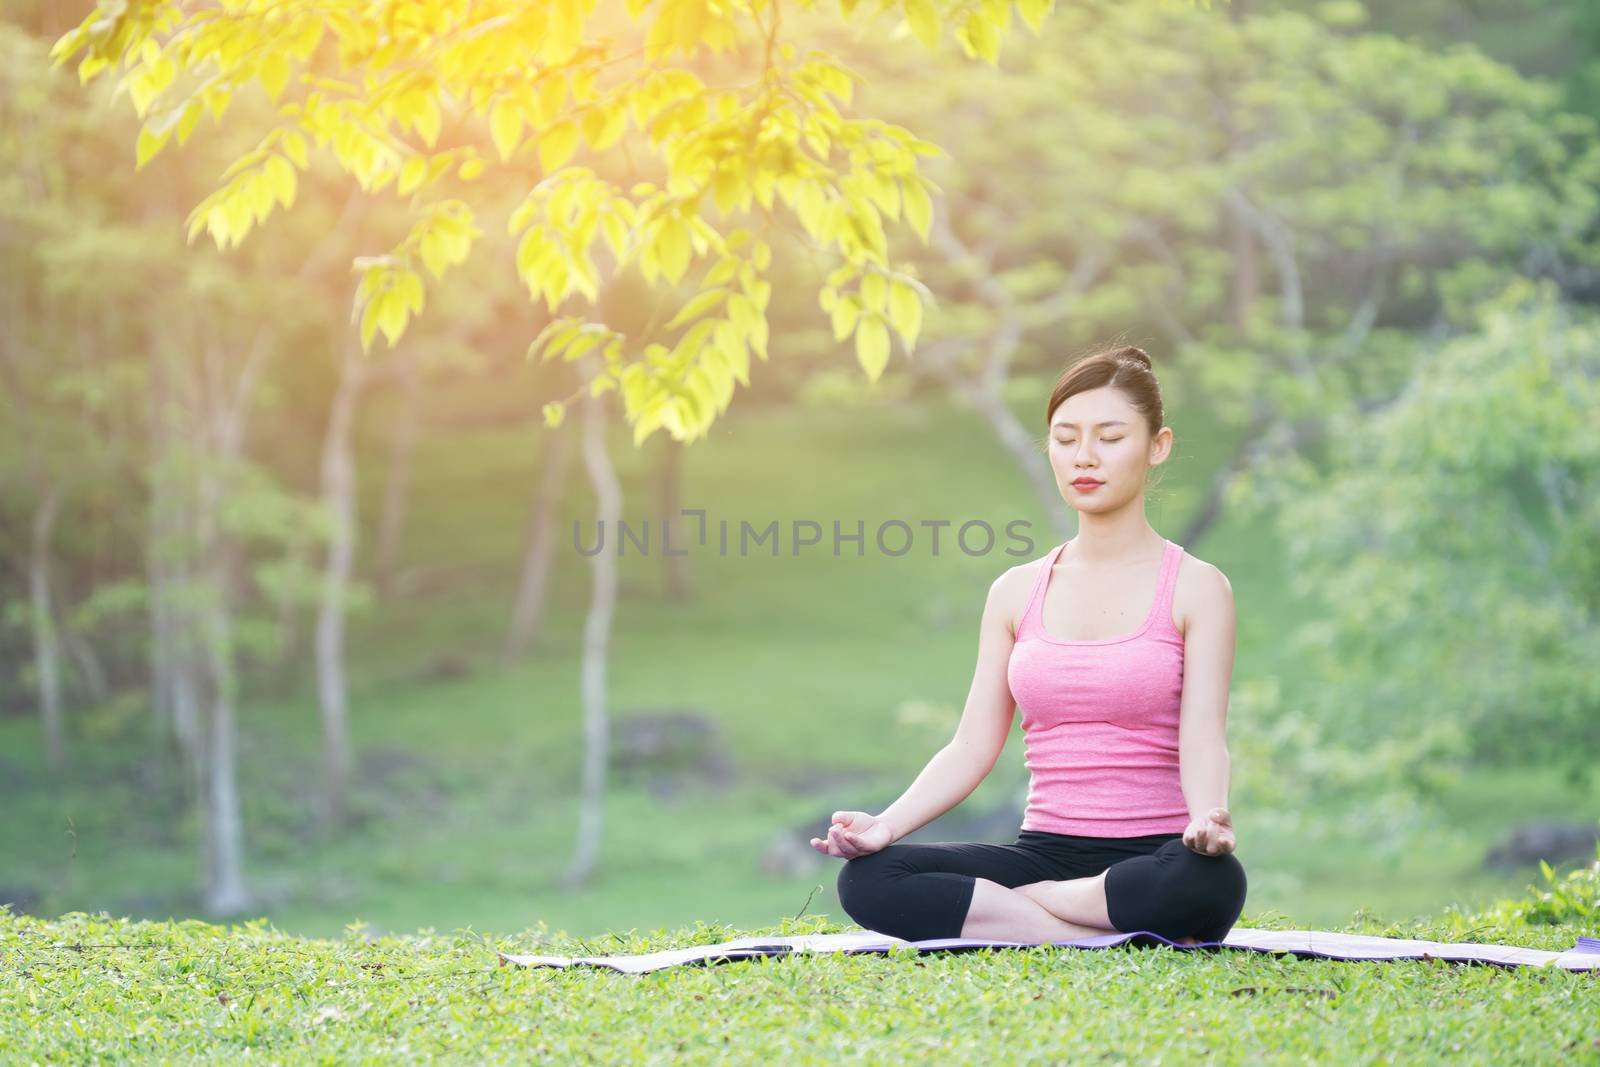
812, 345, 1247, 946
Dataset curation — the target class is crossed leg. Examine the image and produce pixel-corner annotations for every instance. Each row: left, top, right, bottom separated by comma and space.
959, 876, 1120, 941
1010, 870, 1200, 945
838, 839, 1135, 943
836, 836, 1243, 945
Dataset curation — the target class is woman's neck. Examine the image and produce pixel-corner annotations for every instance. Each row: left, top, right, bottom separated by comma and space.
1068, 510, 1162, 564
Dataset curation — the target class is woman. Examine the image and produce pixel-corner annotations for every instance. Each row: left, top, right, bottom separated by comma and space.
812, 344, 1247, 946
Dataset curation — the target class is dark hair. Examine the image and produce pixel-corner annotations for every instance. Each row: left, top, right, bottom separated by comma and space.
1043, 343, 1165, 442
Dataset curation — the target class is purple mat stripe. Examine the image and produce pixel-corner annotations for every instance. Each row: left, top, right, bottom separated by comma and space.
1574, 935, 1600, 954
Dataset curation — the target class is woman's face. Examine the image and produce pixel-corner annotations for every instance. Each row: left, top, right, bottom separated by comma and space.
1047, 386, 1171, 512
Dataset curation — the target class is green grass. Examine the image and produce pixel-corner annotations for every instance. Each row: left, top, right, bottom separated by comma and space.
3, 896, 1597, 1064
1, 383, 1595, 945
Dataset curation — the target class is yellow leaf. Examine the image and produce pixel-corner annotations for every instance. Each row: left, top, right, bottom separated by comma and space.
727, 292, 757, 333
711, 165, 742, 216
377, 289, 409, 346
543, 401, 566, 428
665, 287, 728, 331
398, 156, 427, 196
398, 269, 425, 315
705, 256, 739, 288
419, 230, 449, 280
588, 105, 628, 151
861, 272, 886, 312
539, 120, 579, 173
889, 281, 923, 349
258, 52, 290, 103
902, 178, 933, 241
414, 94, 441, 148
360, 297, 382, 352
176, 100, 202, 146
490, 99, 522, 162
905, 0, 940, 48
265, 154, 297, 208
831, 298, 859, 342
657, 216, 691, 284
749, 315, 769, 361
601, 210, 630, 260
281, 129, 309, 169
855, 315, 890, 382
632, 406, 663, 447
538, 72, 568, 124
963, 9, 1002, 64
1015, 0, 1054, 33
459, 158, 486, 181
136, 125, 169, 170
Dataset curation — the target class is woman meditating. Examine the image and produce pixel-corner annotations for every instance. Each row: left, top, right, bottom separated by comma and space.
813, 344, 1248, 946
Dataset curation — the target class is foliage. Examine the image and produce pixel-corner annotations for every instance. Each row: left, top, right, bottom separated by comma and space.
1441, 838, 1600, 935
849, 0, 1600, 431
1237, 277, 1600, 770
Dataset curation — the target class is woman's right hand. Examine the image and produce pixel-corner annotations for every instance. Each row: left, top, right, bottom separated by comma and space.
810, 810, 896, 858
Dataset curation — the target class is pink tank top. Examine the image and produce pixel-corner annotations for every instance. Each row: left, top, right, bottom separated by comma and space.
1005, 538, 1190, 837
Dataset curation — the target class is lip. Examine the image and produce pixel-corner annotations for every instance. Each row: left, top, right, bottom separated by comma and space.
1071, 479, 1104, 489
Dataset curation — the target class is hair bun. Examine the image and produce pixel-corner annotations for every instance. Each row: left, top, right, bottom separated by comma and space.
1117, 346, 1152, 369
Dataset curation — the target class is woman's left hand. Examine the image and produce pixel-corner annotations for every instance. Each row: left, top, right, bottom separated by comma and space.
1183, 807, 1236, 856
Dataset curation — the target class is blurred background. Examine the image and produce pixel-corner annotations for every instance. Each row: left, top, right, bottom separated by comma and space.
2, 0, 1597, 940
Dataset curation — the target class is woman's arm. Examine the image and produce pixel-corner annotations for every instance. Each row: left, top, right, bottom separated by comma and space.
871, 570, 1022, 844
1177, 561, 1237, 835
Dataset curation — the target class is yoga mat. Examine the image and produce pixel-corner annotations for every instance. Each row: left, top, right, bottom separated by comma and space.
499, 928, 1600, 975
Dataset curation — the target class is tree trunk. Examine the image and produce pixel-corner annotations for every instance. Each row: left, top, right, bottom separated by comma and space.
193, 452, 250, 915
147, 347, 177, 729
922, 352, 1075, 538
198, 542, 250, 915
560, 355, 621, 890
503, 413, 575, 663
1227, 199, 1259, 334
372, 348, 420, 600
56, 602, 110, 707
314, 336, 364, 831
29, 487, 64, 769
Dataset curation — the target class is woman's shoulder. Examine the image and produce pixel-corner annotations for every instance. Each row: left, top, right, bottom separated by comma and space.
1171, 547, 1232, 638
988, 541, 1059, 638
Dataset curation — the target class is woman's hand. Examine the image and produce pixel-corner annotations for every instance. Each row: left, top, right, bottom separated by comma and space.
1182, 806, 1236, 856
810, 811, 895, 859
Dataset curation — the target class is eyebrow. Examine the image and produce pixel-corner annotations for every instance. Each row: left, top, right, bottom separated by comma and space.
1051, 420, 1128, 429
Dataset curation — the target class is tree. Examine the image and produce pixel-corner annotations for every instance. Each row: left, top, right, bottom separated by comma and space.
1240, 278, 1600, 782
48, 0, 1005, 440
839, 0, 1600, 542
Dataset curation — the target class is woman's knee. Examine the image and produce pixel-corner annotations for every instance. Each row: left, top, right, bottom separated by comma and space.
1173, 848, 1247, 936
835, 849, 900, 920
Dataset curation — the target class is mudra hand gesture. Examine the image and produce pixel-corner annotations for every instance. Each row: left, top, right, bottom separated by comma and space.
810, 811, 894, 858
1183, 806, 1236, 856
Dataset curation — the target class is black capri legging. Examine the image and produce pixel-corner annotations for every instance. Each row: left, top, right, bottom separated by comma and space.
835, 829, 1247, 943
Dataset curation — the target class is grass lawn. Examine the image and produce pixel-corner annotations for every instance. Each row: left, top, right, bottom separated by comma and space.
3, 899, 1597, 1064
